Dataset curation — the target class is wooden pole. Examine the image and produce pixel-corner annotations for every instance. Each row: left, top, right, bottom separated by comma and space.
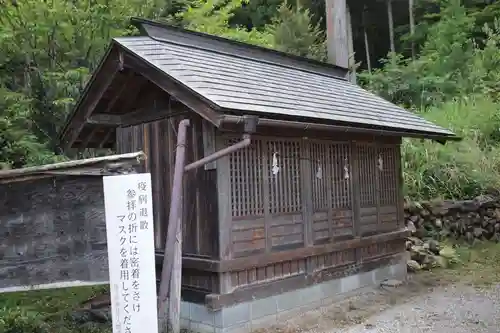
409, 0, 416, 59
158, 119, 190, 333
362, 9, 372, 74
325, 0, 349, 70
387, 0, 395, 54
346, 4, 356, 84
167, 215, 182, 333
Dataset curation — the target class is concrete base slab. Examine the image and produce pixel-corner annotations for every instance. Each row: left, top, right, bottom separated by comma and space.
180, 255, 407, 333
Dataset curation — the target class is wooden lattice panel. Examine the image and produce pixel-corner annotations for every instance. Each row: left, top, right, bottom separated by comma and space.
310, 142, 329, 211
378, 146, 398, 207
267, 139, 302, 215
357, 144, 378, 208
328, 143, 352, 209
228, 138, 265, 218
309, 141, 354, 242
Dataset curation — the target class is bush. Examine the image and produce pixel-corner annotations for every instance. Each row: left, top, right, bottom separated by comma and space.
0, 306, 50, 333
403, 97, 500, 200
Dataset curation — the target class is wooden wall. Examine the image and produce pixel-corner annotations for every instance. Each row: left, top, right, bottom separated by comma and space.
115, 113, 220, 296
115, 113, 405, 300
215, 133, 404, 293
116, 115, 219, 258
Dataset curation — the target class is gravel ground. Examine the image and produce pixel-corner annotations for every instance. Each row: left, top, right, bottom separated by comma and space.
275, 274, 500, 333
337, 284, 500, 333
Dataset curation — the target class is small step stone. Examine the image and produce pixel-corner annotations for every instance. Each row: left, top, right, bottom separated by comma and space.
380, 279, 403, 288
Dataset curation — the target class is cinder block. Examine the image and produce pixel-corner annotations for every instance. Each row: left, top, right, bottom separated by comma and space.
250, 296, 277, 319
277, 306, 306, 322
340, 274, 360, 293
180, 318, 191, 330
391, 262, 407, 281
180, 301, 190, 319
214, 302, 250, 328
191, 303, 215, 326
358, 270, 375, 287
191, 322, 216, 333
216, 322, 251, 333
320, 278, 341, 299
250, 314, 278, 330
374, 265, 391, 283
276, 289, 304, 311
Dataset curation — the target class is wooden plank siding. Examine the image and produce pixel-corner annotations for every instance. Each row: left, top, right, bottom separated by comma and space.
217, 134, 403, 291
116, 112, 221, 296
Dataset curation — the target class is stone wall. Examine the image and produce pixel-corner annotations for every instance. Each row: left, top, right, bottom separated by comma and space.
403, 195, 500, 271
0, 175, 108, 291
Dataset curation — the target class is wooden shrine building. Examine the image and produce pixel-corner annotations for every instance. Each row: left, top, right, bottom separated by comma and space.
59, 18, 458, 332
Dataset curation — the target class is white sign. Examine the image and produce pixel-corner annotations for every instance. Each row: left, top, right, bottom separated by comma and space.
103, 173, 158, 333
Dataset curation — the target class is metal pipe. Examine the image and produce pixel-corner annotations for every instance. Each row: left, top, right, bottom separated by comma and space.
158, 118, 190, 331
184, 134, 251, 172
219, 115, 460, 142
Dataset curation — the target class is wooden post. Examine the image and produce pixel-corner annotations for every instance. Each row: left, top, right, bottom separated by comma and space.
158, 119, 190, 333
168, 215, 182, 333
386, 0, 395, 54
409, 0, 416, 59
362, 9, 372, 74
325, 0, 349, 70
346, 4, 356, 84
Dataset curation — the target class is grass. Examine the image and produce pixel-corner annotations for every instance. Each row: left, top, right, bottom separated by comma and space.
402, 96, 500, 200
436, 240, 500, 286
0, 285, 111, 333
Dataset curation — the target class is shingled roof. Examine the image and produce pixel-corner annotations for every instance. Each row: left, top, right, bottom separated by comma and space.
59, 18, 458, 148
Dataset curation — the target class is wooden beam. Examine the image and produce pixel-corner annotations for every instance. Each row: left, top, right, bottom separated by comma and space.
115, 74, 147, 115
122, 52, 222, 127
101, 70, 135, 114
80, 127, 99, 149
86, 108, 185, 128
387, 0, 395, 54
98, 129, 114, 149
325, 0, 349, 69
123, 109, 189, 127
86, 114, 122, 126
62, 46, 123, 149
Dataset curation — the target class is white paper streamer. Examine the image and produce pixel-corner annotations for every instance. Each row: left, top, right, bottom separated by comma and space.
271, 152, 280, 175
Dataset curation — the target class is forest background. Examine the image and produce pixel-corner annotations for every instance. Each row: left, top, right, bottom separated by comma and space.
0, 0, 499, 200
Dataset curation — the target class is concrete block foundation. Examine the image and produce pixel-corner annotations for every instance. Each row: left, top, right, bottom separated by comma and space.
180, 256, 407, 333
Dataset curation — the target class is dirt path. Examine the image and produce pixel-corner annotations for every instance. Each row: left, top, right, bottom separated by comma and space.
340, 284, 500, 333
274, 272, 500, 333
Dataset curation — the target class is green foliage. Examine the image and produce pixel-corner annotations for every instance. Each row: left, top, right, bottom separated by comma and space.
267, 3, 326, 60
0, 306, 51, 333
0, 286, 110, 333
0, 0, 166, 168
175, 0, 326, 59
403, 97, 500, 200
359, 0, 500, 200
361, 0, 500, 109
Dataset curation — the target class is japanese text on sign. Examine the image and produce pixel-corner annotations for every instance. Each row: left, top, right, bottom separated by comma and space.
103, 173, 158, 333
